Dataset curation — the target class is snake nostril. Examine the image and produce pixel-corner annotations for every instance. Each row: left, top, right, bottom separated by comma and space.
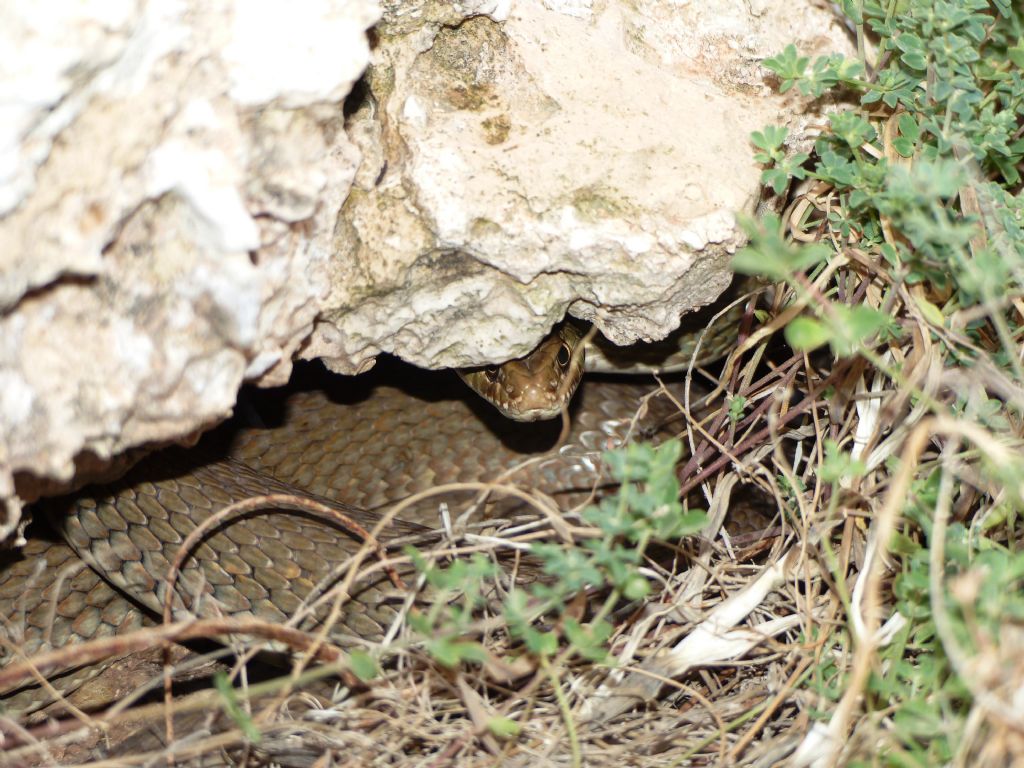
483, 366, 499, 383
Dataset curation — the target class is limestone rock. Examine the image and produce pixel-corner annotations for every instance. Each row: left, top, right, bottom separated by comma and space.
308, 0, 853, 373
0, 0, 852, 532
0, 0, 378, 535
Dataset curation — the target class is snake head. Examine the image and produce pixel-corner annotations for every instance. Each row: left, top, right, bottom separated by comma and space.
457, 322, 586, 421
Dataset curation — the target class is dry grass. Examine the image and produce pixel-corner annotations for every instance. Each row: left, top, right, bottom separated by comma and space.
4, 179, 1024, 767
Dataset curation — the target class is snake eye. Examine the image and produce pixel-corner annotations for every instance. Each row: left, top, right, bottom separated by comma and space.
483, 366, 499, 383
556, 343, 572, 368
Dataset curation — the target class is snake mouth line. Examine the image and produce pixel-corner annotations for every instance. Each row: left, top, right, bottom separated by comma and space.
469, 368, 583, 421
457, 322, 586, 421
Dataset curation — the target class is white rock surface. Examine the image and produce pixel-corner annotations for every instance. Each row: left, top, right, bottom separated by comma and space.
307, 0, 852, 373
0, 0, 378, 534
0, 0, 851, 532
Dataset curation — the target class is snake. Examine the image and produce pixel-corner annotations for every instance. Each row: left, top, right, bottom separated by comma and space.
0, 291, 756, 715
459, 281, 749, 420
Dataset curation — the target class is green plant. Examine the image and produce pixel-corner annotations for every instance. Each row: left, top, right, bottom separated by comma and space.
735, 0, 1024, 762
359, 3, 1023, 762
405, 440, 708, 668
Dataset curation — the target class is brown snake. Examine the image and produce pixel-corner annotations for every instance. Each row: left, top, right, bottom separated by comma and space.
0, 299, 758, 713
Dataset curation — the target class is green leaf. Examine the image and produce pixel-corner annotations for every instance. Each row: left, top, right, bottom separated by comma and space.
762, 168, 793, 195
785, 317, 832, 352
563, 618, 613, 661
349, 650, 379, 681
912, 294, 945, 327
832, 305, 890, 354
524, 628, 559, 657
1009, 38, 1024, 69
621, 573, 651, 600
733, 215, 829, 281
830, 111, 875, 149
727, 395, 747, 423
214, 671, 262, 744
751, 125, 789, 153
838, 0, 863, 24
891, 137, 915, 157
820, 440, 867, 483
762, 45, 808, 92
897, 113, 920, 144
893, 33, 926, 65
428, 638, 487, 668
404, 545, 428, 572
487, 716, 522, 739
671, 510, 709, 537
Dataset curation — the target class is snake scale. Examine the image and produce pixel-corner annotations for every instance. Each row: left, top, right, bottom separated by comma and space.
0, 298, 756, 713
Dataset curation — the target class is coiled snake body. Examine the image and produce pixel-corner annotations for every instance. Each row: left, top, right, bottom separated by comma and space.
0, 298, 753, 712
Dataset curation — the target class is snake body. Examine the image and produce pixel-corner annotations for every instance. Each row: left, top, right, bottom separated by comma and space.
0, 365, 710, 710
0, 291, 755, 712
